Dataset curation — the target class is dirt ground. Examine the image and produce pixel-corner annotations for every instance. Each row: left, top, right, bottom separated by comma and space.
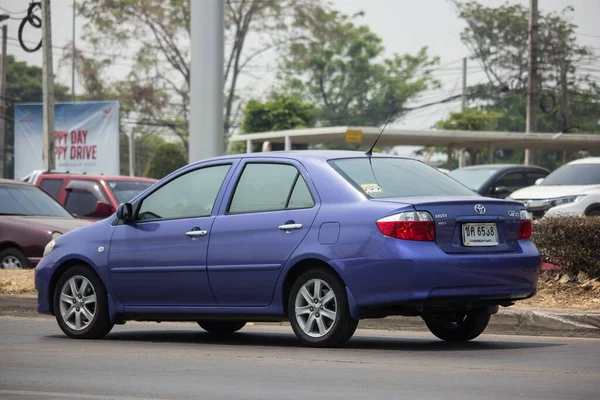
2, 270, 599, 310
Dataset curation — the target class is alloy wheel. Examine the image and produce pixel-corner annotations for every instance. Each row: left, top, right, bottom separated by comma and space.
59, 275, 97, 331
294, 278, 337, 338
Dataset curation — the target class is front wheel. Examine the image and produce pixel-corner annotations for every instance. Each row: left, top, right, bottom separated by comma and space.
288, 269, 358, 347
197, 321, 246, 335
423, 308, 491, 342
53, 265, 114, 339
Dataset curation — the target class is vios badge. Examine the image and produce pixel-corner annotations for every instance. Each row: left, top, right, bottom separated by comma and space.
474, 204, 486, 215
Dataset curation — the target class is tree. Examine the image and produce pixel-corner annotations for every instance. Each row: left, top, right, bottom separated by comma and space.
3, 56, 70, 178
279, 7, 440, 128
144, 142, 187, 179
231, 94, 317, 154
76, 0, 322, 151
436, 108, 503, 165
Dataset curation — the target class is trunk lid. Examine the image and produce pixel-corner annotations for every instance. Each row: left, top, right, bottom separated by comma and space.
373, 196, 525, 253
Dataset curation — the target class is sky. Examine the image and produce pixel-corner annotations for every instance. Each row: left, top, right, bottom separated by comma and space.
1, 0, 599, 157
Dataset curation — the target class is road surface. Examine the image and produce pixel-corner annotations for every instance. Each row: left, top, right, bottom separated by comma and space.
1, 317, 598, 399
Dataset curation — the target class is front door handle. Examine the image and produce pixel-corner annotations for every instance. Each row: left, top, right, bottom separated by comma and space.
185, 229, 208, 237
279, 223, 303, 231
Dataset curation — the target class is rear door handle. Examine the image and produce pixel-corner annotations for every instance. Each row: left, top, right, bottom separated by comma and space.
279, 223, 303, 231
185, 229, 208, 237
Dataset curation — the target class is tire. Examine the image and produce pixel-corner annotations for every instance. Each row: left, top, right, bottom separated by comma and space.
0, 247, 29, 270
53, 265, 114, 339
423, 308, 491, 342
197, 321, 246, 335
288, 268, 358, 347
586, 207, 600, 217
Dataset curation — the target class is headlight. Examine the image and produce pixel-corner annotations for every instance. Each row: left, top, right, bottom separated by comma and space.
43, 240, 56, 257
551, 195, 586, 207
51, 231, 63, 240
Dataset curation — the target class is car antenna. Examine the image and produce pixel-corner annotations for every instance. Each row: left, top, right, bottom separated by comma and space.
365, 106, 397, 157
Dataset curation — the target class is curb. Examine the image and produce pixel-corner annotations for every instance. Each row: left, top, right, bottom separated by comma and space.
2, 294, 599, 338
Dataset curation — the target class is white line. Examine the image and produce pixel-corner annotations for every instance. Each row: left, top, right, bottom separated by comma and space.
0, 389, 166, 400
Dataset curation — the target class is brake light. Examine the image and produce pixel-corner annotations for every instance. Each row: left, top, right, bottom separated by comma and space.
377, 211, 435, 241
518, 210, 532, 239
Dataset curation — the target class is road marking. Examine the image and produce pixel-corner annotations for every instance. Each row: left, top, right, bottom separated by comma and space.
0, 389, 165, 400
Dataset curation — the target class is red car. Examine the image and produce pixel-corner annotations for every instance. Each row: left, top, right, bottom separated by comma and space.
0, 179, 89, 269
26, 172, 157, 220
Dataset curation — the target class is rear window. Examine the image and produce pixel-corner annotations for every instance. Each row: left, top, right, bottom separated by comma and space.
329, 157, 477, 198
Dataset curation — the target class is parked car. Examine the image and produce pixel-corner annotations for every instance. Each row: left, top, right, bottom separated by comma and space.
25, 171, 157, 220
0, 179, 89, 270
448, 164, 549, 198
36, 151, 540, 346
510, 157, 600, 219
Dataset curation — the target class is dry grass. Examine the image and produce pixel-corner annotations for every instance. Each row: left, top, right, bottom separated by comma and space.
0, 270, 36, 295
1, 269, 599, 311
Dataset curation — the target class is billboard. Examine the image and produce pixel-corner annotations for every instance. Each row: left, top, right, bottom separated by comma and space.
14, 101, 120, 180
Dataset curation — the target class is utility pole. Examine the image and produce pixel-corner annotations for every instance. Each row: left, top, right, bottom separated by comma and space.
559, 33, 569, 164
0, 24, 7, 178
128, 132, 135, 176
189, 0, 224, 162
71, 0, 75, 102
42, 0, 56, 171
458, 57, 467, 168
524, 0, 538, 166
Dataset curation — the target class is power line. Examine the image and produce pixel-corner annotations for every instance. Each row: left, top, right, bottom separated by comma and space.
0, 5, 28, 15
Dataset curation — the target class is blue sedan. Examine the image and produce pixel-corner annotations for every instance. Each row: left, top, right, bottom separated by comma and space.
35, 151, 540, 347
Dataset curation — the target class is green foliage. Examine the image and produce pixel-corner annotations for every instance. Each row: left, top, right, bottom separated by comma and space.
436, 108, 503, 131
230, 95, 316, 154
119, 133, 166, 176
534, 217, 600, 278
280, 7, 440, 127
144, 142, 187, 179
3, 56, 70, 178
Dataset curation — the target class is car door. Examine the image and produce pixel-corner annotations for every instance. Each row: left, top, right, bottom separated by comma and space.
108, 161, 237, 307
63, 179, 112, 219
488, 171, 527, 198
207, 159, 320, 307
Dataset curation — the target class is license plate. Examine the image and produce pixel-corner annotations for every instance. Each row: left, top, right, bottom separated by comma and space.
462, 223, 499, 247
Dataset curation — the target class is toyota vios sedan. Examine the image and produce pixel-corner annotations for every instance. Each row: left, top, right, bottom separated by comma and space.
36, 151, 540, 347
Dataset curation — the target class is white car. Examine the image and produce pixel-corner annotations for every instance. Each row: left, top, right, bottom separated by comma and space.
509, 157, 600, 218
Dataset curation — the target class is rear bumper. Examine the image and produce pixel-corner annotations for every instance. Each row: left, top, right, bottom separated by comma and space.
332, 239, 540, 315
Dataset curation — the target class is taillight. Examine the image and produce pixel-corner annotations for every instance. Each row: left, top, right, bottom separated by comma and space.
518, 210, 532, 239
377, 211, 435, 241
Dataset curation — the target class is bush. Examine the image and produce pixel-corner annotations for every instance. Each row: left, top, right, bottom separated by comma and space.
144, 143, 187, 179
533, 217, 600, 278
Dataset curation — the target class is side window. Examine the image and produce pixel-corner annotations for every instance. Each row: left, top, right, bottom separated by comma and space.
527, 172, 547, 186
229, 163, 314, 214
39, 179, 63, 200
288, 176, 315, 209
494, 172, 526, 193
136, 164, 231, 221
65, 190, 99, 217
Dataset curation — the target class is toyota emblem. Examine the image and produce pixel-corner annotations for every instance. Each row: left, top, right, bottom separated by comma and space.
474, 204, 486, 215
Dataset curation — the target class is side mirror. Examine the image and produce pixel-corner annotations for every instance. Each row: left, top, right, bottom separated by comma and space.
535, 178, 544, 185
94, 201, 114, 218
116, 202, 133, 222
494, 186, 510, 196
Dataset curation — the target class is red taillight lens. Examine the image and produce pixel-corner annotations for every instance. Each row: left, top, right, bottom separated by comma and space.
377, 211, 435, 241
518, 210, 532, 239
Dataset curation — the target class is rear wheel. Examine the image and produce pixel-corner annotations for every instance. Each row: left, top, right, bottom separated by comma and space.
423, 308, 490, 342
53, 265, 114, 339
288, 268, 358, 347
0, 248, 29, 270
197, 321, 246, 335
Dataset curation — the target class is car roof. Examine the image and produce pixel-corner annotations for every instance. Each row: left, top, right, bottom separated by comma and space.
0, 178, 34, 186
191, 150, 411, 164
568, 157, 600, 165
39, 173, 157, 182
450, 164, 548, 172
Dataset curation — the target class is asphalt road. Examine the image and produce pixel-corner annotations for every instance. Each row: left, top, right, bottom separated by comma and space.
1, 317, 599, 400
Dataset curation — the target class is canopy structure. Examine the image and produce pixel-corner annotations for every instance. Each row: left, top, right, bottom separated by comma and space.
229, 126, 600, 164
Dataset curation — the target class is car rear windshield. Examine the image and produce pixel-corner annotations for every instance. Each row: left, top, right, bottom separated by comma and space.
329, 157, 477, 198
107, 180, 154, 204
448, 168, 500, 191
0, 184, 73, 218
541, 164, 600, 185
